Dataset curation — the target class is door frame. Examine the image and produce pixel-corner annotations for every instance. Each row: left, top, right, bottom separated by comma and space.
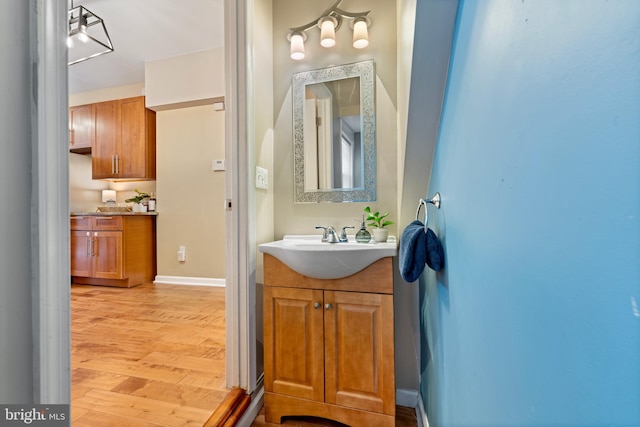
34, 0, 254, 401
224, 0, 255, 392
34, 0, 72, 403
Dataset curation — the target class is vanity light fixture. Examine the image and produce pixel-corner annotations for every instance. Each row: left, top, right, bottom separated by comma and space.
287, 0, 371, 60
67, 0, 114, 66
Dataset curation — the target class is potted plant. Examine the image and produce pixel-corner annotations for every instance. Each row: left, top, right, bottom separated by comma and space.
125, 189, 150, 212
364, 206, 394, 242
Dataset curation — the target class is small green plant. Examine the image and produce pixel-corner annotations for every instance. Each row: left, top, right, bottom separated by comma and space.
364, 206, 394, 228
125, 188, 150, 204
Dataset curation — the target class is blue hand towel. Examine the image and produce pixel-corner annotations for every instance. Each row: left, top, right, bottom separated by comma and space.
399, 220, 428, 282
426, 228, 445, 272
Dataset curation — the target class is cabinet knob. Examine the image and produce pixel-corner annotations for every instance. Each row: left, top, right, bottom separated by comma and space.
325, 303, 332, 311
314, 302, 321, 309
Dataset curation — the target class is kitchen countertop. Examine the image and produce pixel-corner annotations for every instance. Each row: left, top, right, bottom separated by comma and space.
71, 211, 158, 216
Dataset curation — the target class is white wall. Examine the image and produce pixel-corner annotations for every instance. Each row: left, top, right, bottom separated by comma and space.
156, 105, 226, 279
145, 48, 225, 111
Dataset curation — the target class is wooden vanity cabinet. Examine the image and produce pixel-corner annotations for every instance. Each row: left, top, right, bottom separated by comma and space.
91, 96, 156, 180
70, 215, 156, 287
263, 254, 396, 427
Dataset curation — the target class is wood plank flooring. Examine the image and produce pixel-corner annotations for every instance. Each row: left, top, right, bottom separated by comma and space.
71, 283, 229, 427
71, 283, 419, 427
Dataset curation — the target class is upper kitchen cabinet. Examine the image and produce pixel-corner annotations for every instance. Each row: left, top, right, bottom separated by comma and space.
92, 96, 156, 180
69, 104, 92, 154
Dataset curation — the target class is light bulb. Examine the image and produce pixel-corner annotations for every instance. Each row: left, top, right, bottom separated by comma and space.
319, 18, 336, 48
289, 32, 305, 60
353, 19, 369, 49
67, 37, 75, 48
78, 32, 89, 43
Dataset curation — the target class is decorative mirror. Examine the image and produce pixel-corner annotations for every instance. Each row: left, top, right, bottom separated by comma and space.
293, 60, 376, 203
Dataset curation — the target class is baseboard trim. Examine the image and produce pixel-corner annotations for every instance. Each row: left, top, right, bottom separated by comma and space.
417, 394, 430, 427
396, 388, 419, 408
153, 275, 225, 287
237, 385, 264, 427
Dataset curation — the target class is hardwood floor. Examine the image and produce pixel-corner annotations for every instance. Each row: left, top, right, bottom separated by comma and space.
71, 283, 229, 426
71, 283, 419, 427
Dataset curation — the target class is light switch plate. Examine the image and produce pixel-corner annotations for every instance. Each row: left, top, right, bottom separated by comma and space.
256, 166, 268, 190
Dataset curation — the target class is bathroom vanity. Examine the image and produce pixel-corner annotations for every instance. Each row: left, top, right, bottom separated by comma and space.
262, 252, 396, 426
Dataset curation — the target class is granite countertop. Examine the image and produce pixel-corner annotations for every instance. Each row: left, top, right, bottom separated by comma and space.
70, 211, 158, 216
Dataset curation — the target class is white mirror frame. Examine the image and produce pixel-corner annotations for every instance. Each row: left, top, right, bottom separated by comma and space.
293, 60, 376, 203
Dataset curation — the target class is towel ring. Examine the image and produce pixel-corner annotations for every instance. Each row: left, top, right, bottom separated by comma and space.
415, 193, 441, 232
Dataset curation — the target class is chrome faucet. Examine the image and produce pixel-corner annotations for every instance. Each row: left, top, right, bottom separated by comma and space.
340, 226, 355, 242
315, 225, 340, 243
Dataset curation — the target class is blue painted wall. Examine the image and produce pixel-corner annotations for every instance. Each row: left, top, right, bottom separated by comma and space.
419, 0, 640, 426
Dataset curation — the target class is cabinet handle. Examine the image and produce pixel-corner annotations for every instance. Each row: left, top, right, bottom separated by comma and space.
325, 303, 332, 311
111, 155, 115, 174
91, 232, 98, 256
115, 155, 119, 174
314, 302, 321, 309
69, 128, 74, 145
85, 232, 91, 257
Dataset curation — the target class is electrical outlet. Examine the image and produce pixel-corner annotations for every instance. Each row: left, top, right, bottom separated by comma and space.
256, 166, 268, 190
177, 246, 186, 262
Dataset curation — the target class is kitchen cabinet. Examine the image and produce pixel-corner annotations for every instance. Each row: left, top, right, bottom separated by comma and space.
70, 214, 156, 287
263, 254, 396, 426
91, 96, 156, 180
69, 104, 92, 153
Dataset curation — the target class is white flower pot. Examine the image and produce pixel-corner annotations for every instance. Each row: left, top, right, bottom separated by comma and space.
132, 203, 147, 212
372, 228, 388, 243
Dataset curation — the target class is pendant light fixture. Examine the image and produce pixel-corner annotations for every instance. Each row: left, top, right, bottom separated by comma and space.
68, 1, 114, 65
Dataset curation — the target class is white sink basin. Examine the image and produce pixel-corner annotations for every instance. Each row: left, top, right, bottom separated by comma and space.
259, 235, 397, 279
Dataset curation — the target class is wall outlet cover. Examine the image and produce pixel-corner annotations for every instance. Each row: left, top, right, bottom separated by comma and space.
256, 166, 268, 190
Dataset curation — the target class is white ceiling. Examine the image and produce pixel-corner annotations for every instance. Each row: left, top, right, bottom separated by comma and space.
68, 0, 225, 94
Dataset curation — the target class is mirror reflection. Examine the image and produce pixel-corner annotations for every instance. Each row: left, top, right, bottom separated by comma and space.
304, 77, 362, 191
293, 60, 376, 203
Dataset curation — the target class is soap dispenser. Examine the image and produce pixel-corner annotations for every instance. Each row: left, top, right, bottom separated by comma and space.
355, 215, 371, 243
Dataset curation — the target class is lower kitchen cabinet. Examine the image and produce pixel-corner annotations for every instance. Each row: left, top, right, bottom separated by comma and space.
263, 254, 396, 427
70, 215, 156, 287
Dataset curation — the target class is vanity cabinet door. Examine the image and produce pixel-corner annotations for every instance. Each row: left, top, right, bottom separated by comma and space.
264, 286, 324, 402
324, 291, 396, 416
